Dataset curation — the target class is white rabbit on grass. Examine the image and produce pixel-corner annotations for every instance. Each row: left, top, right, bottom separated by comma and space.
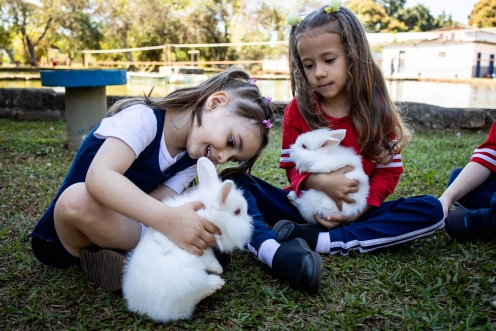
122, 157, 253, 323
288, 128, 370, 225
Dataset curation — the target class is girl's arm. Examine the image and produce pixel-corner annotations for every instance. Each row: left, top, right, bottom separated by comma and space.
439, 162, 491, 217
86, 137, 219, 256
149, 184, 178, 201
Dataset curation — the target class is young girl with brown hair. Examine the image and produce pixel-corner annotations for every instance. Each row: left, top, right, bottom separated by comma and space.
32, 67, 273, 291
228, 2, 444, 294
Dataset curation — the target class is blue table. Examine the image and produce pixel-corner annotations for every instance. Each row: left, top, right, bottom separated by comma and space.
40, 70, 127, 150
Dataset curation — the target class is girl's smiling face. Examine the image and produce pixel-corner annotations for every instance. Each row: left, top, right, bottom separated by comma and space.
186, 92, 262, 165
297, 29, 348, 102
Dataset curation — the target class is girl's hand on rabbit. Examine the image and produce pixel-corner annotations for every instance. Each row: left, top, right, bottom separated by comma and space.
303, 165, 359, 210
164, 201, 221, 256
315, 205, 371, 229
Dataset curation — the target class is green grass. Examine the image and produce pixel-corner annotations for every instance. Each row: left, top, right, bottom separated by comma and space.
1, 118, 495, 330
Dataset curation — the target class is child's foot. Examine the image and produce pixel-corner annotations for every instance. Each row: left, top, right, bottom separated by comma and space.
80, 247, 126, 292
273, 220, 321, 250
444, 208, 496, 242
271, 238, 322, 294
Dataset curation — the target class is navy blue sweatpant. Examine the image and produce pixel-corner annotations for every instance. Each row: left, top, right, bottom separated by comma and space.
231, 175, 445, 256
448, 168, 496, 212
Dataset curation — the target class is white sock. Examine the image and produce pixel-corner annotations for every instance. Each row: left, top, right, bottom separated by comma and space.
139, 223, 148, 243
315, 232, 331, 254
257, 239, 280, 268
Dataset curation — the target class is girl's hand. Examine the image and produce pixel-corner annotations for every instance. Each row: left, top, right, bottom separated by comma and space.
314, 205, 371, 229
303, 166, 359, 210
438, 195, 452, 218
161, 201, 221, 256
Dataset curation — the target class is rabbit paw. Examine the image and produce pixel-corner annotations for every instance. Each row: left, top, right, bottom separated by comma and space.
207, 275, 226, 295
202, 248, 224, 274
206, 260, 223, 274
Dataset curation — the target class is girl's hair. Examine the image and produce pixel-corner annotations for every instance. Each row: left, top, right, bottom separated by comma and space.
107, 67, 273, 176
288, 6, 411, 164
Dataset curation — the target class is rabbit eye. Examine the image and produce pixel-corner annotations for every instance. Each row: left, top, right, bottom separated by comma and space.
234, 208, 241, 215
302, 144, 307, 149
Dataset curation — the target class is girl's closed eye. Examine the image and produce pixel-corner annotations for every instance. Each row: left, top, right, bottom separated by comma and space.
303, 64, 314, 70
325, 58, 336, 64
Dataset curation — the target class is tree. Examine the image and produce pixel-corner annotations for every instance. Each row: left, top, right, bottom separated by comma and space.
469, 0, 496, 27
400, 4, 436, 31
347, 0, 390, 32
376, 0, 406, 17
0, 2, 16, 63
52, 0, 103, 62
6, 0, 56, 66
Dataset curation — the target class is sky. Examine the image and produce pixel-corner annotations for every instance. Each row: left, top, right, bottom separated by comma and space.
404, 0, 480, 24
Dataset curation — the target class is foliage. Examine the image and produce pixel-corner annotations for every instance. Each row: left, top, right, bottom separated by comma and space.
3, 0, 56, 66
1, 118, 496, 329
347, 0, 390, 32
347, 0, 453, 32
0, 0, 476, 66
469, 0, 496, 28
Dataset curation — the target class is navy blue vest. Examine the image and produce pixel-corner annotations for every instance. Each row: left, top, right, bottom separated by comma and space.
32, 108, 197, 268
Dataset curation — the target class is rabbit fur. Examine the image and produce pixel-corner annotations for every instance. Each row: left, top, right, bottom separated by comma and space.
122, 157, 253, 323
288, 128, 370, 225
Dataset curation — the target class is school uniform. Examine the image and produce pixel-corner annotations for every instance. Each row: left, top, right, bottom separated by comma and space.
448, 122, 496, 210
32, 106, 197, 269
232, 97, 444, 255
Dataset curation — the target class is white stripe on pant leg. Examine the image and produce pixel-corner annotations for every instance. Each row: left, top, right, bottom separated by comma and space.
328, 217, 445, 254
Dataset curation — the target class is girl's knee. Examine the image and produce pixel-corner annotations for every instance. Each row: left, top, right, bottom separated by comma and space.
415, 194, 444, 221
55, 183, 98, 227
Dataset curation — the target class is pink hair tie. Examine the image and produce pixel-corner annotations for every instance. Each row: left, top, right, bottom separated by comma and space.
263, 119, 273, 129
249, 78, 257, 85
265, 96, 272, 106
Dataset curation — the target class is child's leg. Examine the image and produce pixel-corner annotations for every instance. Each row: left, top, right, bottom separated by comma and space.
444, 169, 496, 242
54, 182, 142, 258
448, 168, 496, 209
275, 195, 444, 255
229, 174, 322, 293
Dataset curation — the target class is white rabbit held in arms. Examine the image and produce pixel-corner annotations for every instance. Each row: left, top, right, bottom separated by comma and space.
288, 128, 370, 225
122, 157, 253, 323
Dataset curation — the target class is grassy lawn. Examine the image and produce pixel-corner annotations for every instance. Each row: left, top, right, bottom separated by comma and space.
1, 118, 495, 330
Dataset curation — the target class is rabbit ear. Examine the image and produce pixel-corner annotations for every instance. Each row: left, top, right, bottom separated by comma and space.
197, 157, 221, 188
327, 129, 346, 142
218, 180, 234, 208
321, 138, 340, 149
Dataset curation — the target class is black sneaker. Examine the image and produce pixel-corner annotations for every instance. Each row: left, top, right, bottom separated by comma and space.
271, 238, 322, 294
273, 220, 321, 251
80, 247, 126, 292
444, 208, 496, 243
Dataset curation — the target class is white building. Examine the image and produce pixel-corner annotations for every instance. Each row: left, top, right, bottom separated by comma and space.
380, 27, 496, 79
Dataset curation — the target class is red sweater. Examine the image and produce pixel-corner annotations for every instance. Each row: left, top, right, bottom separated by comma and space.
279, 97, 403, 207
470, 122, 496, 172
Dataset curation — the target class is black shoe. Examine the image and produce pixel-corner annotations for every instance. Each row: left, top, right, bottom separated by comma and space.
273, 220, 321, 251
80, 247, 126, 292
271, 238, 322, 294
213, 248, 232, 268
445, 208, 496, 243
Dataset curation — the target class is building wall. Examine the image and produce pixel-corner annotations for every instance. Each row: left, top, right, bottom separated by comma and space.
383, 42, 477, 78
473, 43, 496, 77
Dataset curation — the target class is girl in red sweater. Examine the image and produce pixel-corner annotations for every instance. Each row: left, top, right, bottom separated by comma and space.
228, 2, 444, 294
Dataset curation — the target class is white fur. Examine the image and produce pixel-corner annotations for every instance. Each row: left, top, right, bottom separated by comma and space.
288, 128, 370, 225
122, 157, 253, 323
